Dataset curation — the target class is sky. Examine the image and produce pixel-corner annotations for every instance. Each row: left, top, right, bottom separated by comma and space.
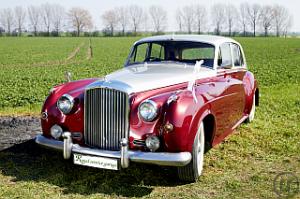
0, 0, 299, 32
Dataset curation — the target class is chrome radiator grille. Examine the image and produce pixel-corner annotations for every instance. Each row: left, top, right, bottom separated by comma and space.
84, 87, 129, 151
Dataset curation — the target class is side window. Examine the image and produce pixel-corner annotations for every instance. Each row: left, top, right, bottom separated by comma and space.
218, 43, 232, 68
131, 43, 148, 63
150, 43, 164, 60
232, 44, 244, 67
182, 47, 215, 60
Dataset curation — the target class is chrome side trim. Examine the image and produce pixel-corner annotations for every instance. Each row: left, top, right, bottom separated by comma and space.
35, 135, 192, 167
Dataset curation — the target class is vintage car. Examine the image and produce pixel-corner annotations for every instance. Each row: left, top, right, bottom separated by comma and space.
36, 35, 259, 182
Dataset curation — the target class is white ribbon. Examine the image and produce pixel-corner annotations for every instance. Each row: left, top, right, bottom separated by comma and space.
187, 60, 204, 103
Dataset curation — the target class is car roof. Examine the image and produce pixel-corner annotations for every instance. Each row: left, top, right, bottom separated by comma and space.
135, 34, 238, 46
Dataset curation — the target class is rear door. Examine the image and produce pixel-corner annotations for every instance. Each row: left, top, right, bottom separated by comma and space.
213, 43, 245, 139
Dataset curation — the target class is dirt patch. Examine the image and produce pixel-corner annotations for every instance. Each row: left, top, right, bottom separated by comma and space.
0, 117, 40, 151
67, 42, 85, 60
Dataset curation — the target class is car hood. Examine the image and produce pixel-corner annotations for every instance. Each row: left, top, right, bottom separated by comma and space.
91, 63, 217, 93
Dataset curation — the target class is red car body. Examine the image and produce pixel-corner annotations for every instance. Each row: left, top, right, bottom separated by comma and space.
36, 35, 259, 182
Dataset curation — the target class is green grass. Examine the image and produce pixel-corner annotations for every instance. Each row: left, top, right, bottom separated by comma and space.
0, 37, 299, 198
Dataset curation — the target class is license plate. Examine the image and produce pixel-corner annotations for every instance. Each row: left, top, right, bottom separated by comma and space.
73, 153, 119, 170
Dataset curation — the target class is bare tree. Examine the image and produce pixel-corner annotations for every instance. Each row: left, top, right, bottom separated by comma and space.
68, 7, 93, 36
0, 8, 14, 35
282, 15, 293, 38
175, 8, 183, 33
101, 9, 118, 36
239, 3, 248, 36
14, 6, 26, 36
246, 4, 261, 37
28, 6, 40, 36
194, 4, 207, 34
116, 6, 129, 36
52, 4, 65, 35
259, 5, 273, 37
181, 6, 195, 34
142, 10, 149, 33
225, 4, 238, 36
211, 4, 226, 35
41, 3, 52, 36
128, 5, 143, 35
149, 5, 167, 33
272, 5, 290, 37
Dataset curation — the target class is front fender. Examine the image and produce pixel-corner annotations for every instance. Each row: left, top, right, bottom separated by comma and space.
163, 90, 211, 152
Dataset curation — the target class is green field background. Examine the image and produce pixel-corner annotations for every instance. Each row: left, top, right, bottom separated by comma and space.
0, 37, 299, 198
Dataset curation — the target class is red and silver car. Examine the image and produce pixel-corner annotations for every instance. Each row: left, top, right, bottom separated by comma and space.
36, 35, 259, 182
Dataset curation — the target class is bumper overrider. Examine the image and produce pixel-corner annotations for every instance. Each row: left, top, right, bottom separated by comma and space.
35, 132, 192, 169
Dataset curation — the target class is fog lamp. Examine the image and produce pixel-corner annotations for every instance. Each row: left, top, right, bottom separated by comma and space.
145, 135, 160, 152
50, 124, 63, 140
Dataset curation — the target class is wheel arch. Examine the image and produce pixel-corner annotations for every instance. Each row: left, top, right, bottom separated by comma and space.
186, 106, 216, 152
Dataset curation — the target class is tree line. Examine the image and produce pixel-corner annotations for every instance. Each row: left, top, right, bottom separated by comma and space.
0, 3, 293, 37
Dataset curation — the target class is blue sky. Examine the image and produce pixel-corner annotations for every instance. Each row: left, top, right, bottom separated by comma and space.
0, 0, 299, 32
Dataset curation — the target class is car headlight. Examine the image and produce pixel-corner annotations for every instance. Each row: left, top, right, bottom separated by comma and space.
138, 100, 159, 122
57, 94, 74, 114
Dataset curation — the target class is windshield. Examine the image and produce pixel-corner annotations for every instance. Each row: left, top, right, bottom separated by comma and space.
127, 41, 215, 68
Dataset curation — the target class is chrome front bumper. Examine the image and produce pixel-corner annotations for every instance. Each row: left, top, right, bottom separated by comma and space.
35, 133, 192, 168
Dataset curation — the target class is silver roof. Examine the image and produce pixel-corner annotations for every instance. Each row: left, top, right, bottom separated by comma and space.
135, 34, 238, 46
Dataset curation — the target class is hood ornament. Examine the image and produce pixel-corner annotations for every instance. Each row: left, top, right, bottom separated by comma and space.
65, 71, 72, 82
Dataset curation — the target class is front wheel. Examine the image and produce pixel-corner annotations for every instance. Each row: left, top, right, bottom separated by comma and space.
177, 122, 205, 182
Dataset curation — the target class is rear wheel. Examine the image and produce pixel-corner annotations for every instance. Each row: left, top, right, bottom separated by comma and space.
245, 93, 256, 123
177, 122, 205, 182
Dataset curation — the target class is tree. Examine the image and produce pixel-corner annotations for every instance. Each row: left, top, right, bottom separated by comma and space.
225, 4, 238, 36
101, 9, 118, 36
149, 5, 167, 33
181, 5, 195, 34
68, 7, 93, 36
282, 15, 293, 38
175, 8, 183, 33
259, 5, 273, 37
14, 6, 26, 36
272, 5, 289, 37
211, 4, 226, 35
0, 8, 14, 35
41, 3, 53, 36
239, 3, 248, 36
116, 6, 129, 36
28, 5, 40, 36
194, 4, 207, 34
52, 4, 65, 36
128, 5, 143, 35
246, 3, 261, 37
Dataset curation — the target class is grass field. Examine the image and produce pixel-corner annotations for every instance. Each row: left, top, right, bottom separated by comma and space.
0, 36, 299, 198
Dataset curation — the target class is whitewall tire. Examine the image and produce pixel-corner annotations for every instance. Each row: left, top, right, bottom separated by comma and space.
178, 122, 205, 182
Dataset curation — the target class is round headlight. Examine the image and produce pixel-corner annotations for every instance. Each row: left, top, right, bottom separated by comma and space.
50, 124, 63, 140
138, 100, 159, 122
57, 94, 74, 114
145, 135, 160, 152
